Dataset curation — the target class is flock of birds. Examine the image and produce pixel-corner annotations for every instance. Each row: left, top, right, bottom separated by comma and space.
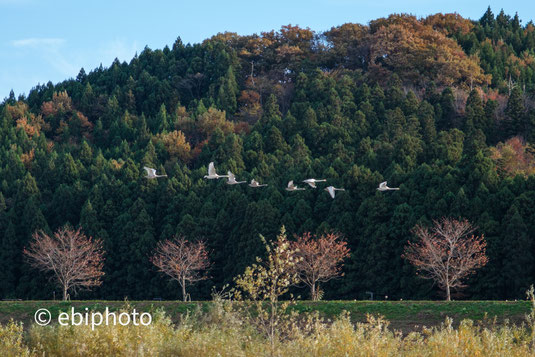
144, 162, 400, 199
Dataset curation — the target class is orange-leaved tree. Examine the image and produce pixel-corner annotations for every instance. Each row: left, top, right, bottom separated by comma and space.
24, 226, 105, 301
490, 136, 535, 178
291, 232, 350, 300
403, 218, 488, 301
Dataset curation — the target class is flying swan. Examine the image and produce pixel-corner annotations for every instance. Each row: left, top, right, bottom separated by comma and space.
144, 167, 167, 179
302, 178, 327, 188
204, 162, 229, 179
377, 181, 399, 191
286, 180, 306, 191
249, 179, 267, 187
227, 171, 246, 185
325, 186, 345, 198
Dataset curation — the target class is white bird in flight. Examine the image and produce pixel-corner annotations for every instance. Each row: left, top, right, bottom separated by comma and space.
204, 162, 229, 179
325, 186, 345, 199
286, 180, 306, 191
144, 167, 167, 179
249, 179, 267, 188
302, 178, 327, 188
377, 181, 399, 191
227, 171, 246, 185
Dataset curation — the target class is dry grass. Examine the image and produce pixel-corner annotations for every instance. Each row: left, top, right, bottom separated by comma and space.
0, 299, 534, 356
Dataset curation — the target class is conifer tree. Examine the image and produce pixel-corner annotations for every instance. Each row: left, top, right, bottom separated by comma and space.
504, 87, 526, 138
501, 205, 533, 299
217, 67, 238, 114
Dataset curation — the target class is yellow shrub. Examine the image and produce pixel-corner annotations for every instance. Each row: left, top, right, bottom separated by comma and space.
0, 320, 32, 357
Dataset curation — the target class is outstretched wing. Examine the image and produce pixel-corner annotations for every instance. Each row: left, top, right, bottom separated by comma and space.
379, 181, 387, 189
250, 179, 257, 185
208, 162, 216, 176
288, 180, 294, 189
227, 171, 235, 181
144, 167, 156, 176
327, 186, 335, 198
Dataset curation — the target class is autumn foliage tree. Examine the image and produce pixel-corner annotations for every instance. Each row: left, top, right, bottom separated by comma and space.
234, 226, 300, 352
291, 232, 350, 300
151, 236, 210, 301
366, 15, 490, 88
7, 101, 48, 137
40, 91, 93, 141
23, 226, 105, 301
490, 136, 535, 177
403, 218, 488, 301
155, 130, 191, 162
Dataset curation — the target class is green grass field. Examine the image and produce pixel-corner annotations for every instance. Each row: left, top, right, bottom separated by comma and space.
0, 300, 530, 333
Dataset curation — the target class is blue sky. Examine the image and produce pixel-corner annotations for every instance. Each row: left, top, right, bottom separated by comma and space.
1, 1, 533, 99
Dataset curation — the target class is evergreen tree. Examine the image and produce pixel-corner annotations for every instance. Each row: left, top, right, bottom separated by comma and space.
501, 204, 533, 299
217, 66, 238, 115
80, 199, 101, 239
480, 6, 495, 27
0, 222, 18, 297
504, 86, 526, 138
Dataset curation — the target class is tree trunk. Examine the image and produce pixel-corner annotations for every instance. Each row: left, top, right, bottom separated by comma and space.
311, 284, 316, 301
446, 283, 451, 301
269, 300, 276, 356
63, 285, 68, 301
181, 278, 187, 302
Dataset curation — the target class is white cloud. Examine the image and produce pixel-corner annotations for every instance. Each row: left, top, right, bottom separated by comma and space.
11, 38, 65, 48
10, 37, 77, 77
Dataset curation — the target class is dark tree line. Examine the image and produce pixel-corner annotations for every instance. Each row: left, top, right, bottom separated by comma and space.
1, 7, 535, 300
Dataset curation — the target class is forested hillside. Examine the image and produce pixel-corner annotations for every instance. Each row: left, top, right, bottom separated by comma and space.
1, 7, 535, 300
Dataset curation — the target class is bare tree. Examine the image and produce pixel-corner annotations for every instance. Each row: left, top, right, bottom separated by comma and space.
24, 226, 105, 301
507, 74, 517, 96
402, 218, 488, 301
291, 232, 350, 300
151, 236, 210, 301
177, 73, 205, 99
